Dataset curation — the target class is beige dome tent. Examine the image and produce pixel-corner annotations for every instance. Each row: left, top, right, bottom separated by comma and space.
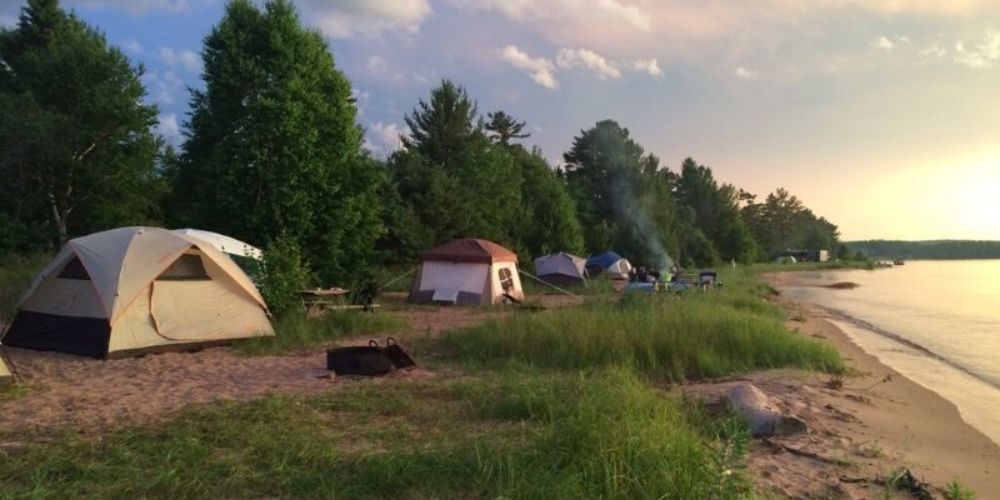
2, 227, 274, 359
409, 239, 524, 306
0, 355, 11, 384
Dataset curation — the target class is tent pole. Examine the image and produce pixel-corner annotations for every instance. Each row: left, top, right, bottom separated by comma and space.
377, 267, 417, 292
518, 270, 582, 298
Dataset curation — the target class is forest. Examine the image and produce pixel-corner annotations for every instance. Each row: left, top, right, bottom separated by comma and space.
0, 0, 846, 288
849, 240, 1000, 260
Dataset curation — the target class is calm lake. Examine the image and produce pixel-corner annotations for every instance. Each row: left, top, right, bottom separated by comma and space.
780, 260, 1000, 446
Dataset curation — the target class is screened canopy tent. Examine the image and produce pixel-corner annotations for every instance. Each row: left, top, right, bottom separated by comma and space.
2, 227, 274, 359
172, 228, 262, 260
534, 252, 588, 286
586, 251, 633, 280
409, 239, 524, 306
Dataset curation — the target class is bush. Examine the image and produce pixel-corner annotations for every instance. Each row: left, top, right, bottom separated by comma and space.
255, 236, 310, 317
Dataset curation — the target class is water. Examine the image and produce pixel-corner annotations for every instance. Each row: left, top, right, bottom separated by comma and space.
780, 260, 1000, 446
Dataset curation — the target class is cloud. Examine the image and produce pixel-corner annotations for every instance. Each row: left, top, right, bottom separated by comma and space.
122, 39, 144, 55
155, 113, 181, 142
453, 0, 650, 32
594, 0, 651, 31
920, 44, 947, 59
953, 31, 1000, 68
159, 47, 201, 73
366, 122, 409, 154
872, 35, 896, 52
367, 55, 388, 74
631, 58, 662, 77
734, 66, 758, 79
298, 0, 431, 38
143, 70, 185, 107
500, 45, 559, 89
556, 48, 622, 79
69, 0, 192, 12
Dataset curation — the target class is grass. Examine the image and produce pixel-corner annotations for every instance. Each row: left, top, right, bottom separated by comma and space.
0, 368, 753, 499
445, 270, 842, 382
234, 311, 407, 356
0, 258, 848, 498
0, 253, 49, 323
944, 479, 977, 500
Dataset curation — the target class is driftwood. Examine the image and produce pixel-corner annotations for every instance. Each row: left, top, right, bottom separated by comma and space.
762, 438, 850, 466
727, 383, 808, 438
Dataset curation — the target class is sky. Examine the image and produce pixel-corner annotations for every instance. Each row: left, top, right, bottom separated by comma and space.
2, 0, 1000, 241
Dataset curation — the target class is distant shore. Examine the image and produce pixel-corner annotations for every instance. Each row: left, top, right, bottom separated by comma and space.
763, 272, 1000, 496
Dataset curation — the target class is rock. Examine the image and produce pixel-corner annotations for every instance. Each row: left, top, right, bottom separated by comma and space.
727, 383, 809, 437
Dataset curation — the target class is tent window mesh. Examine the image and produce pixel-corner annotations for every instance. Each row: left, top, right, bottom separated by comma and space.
158, 254, 210, 281
498, 268, 514, 293
58, 257, 91, 280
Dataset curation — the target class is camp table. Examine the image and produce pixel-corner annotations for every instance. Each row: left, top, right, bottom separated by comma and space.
299, 287, 350, 314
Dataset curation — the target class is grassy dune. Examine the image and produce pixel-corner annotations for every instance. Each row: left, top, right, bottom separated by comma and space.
0, 369, 750, 499
447, 270, 842, 381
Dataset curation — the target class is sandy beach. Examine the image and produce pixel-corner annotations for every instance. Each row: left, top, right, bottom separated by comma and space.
740, 272, 1000, 498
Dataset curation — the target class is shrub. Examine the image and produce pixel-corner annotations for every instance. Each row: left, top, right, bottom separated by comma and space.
255, 236, 310, 317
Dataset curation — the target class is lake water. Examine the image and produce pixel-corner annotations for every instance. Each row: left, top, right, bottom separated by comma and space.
779, 260, 1000, 446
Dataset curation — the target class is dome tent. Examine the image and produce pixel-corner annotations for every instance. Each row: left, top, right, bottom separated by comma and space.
586, 251, 633, 280
2, 227, 274, 359
534, 252, 588, 286
0, 355, 11, 384
409, 239, 524, 306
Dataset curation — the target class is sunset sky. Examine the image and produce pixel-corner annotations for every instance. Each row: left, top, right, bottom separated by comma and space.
3, 0, 999, 241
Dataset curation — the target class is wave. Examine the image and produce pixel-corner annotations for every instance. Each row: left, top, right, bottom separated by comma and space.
815, 305, 1000, 391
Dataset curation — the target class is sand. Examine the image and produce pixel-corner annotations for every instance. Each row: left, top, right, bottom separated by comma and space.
728, 273, 1000, 498
0, 295, 582, 436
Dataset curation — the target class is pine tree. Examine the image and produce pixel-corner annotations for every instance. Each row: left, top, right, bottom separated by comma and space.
485, 110, 530, 145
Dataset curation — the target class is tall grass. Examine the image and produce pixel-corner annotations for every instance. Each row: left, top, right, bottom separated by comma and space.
235, 311, 406, 356
0, 253, 49, 323
447, 270, 842, 381
0, 368, 750, 499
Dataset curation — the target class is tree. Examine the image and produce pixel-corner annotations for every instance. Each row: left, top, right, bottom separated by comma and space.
171, 0, 382, 283
675, 158, 757, 263
0, 0, 161, 250
402, 80, 480, 167
389, 81, 522, 251
512, 147, 584, 257
485, 110, 529, 145
563, 120, 679, 267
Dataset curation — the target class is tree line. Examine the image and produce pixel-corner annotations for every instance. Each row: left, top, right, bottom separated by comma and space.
0, 0, 847, 286
849, 240, 1000, 260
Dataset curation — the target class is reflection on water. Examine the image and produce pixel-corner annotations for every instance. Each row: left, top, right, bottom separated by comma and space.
780, 260, 1000, 446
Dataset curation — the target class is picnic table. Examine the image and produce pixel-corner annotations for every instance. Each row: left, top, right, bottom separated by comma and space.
299, 288, 380, 314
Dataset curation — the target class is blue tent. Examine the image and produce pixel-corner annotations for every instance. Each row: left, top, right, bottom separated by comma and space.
586, 251, 632, 279
586, 251, 623, 270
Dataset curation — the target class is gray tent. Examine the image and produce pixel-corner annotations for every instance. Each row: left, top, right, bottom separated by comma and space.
534, 252, 588, 286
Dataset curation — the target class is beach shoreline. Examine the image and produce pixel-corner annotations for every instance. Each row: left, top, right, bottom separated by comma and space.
756, 271, 1000, 497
